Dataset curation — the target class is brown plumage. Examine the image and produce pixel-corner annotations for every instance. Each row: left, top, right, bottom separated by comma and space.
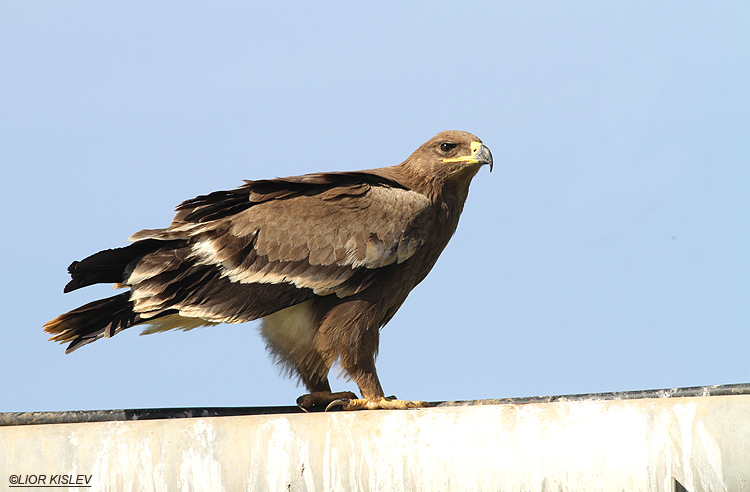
44, 130, 493, 410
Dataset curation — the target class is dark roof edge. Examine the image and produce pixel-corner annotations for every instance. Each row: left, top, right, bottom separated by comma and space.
3, 382, 749, 427
435, 382, 750, 407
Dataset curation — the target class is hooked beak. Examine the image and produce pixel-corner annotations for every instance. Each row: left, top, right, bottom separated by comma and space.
442, 141, 493, 172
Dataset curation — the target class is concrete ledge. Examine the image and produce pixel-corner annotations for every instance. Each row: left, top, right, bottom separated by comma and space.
3, 385, 750, 491
4, 383, 749, 426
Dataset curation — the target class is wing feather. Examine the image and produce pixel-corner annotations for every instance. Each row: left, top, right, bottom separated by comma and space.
129, 172, 432, 299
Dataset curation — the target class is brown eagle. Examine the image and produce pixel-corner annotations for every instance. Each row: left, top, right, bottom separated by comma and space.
44, 130, 493, 410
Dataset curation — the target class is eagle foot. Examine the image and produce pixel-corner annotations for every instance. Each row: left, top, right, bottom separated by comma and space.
297, 391, 358, 412
325, 396, 433, 411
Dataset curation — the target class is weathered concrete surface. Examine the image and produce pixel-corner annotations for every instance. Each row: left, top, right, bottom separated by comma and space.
2, 394, 749, 491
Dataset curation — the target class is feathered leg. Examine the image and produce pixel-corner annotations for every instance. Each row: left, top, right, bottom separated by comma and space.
316, 300, 431, 411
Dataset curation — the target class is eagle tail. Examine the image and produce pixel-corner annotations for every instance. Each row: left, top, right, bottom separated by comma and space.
46, 239, 191, 352
63, 239, 178, 293
43, 293, 151, 353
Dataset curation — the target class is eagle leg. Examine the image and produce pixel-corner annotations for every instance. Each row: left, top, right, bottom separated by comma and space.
312, 299, 433, 411
332, 349, 432, 410
325, 396, 432, 411
296, 391, 358, 412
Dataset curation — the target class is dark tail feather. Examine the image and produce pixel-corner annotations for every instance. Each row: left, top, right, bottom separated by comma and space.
64, 239, 181, 293
44, 293, 146, 353
49, 238, 185, 352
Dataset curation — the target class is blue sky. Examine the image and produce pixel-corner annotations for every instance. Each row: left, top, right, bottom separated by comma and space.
2, 2, 748, 412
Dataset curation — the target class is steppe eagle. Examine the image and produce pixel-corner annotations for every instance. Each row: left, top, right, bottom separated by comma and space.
44, 130, 493, 410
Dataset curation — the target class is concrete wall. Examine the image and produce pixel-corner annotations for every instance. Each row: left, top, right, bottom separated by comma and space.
3, 392, 750, 491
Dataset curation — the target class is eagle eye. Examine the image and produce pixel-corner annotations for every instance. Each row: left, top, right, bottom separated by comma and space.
439, 142, 457, 153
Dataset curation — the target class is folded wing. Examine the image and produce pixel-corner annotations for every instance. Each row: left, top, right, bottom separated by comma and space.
125, 171, 433, 323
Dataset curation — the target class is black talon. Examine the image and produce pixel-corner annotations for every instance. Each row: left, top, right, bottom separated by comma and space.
325, 398, 350, 412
